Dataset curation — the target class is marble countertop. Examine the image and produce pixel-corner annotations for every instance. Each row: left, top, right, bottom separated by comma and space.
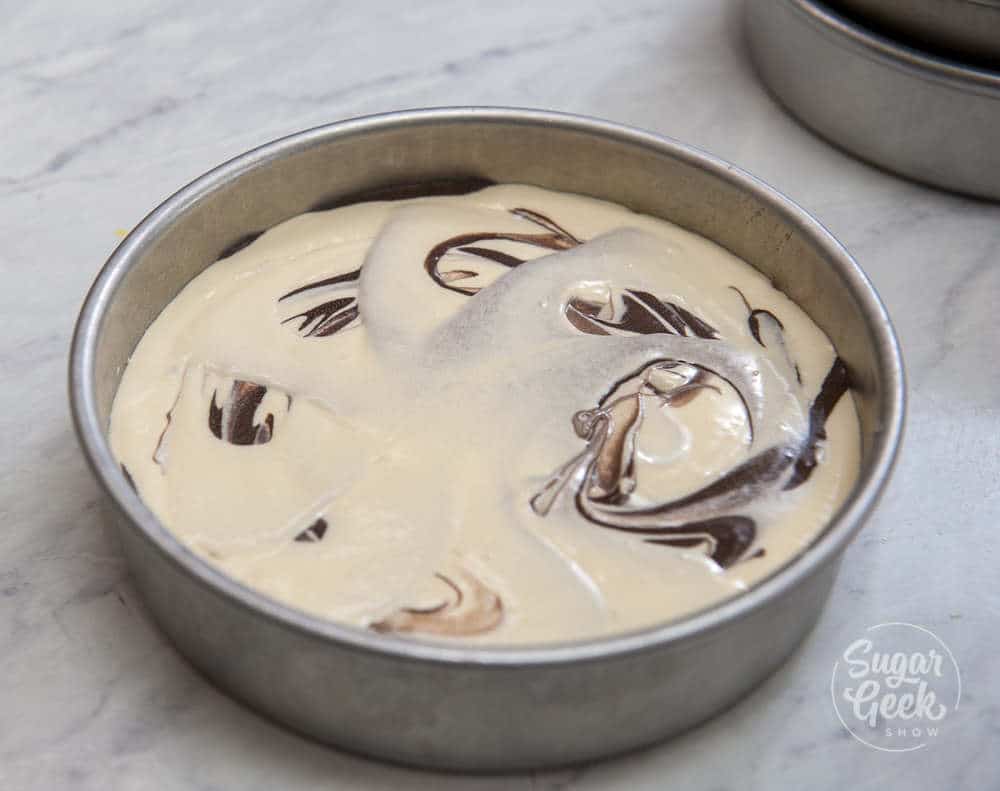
3, 0, 998, 788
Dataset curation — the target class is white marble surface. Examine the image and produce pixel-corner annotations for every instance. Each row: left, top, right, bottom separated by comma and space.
2, 0, 998, 787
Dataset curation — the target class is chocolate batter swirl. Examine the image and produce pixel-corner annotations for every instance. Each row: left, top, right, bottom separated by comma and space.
567, 290, 719, 340
530, 292, 849, 568
424, 208, 580, 295
294, 518, 328, 543
371, 569, 503, 637
278, 269, 361, 339
208, 380, 286, 445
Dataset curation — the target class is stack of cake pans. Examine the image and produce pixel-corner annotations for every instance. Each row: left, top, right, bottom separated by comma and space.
746, 0, 1000, 200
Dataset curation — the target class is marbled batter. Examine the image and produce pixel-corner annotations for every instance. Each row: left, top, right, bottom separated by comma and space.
110, 184, 860, 644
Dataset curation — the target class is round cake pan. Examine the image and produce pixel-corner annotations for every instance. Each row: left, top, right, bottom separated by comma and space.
746, 0, 1000, 200
69, 108, 904, 771
829, 0, 1000, 66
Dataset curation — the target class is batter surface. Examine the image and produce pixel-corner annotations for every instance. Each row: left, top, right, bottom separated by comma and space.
110, 184, 859, 644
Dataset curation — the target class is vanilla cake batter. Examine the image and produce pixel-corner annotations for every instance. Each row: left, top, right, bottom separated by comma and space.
110, 184, 860, 644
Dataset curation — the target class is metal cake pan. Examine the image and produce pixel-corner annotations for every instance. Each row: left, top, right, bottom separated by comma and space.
746, 0, 1000, 200
69, 108, 904, 771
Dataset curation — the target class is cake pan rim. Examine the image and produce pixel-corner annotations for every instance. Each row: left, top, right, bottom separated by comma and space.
826, 0, 1000, 67
784, 0, 1000, 94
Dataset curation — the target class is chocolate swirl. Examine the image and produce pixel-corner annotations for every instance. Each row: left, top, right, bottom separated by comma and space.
208, 380, 286, 445
568, 289, 719, 340
294, 518, 328, 543
424, 208, 580, 295
370, 569, 503, 637
532, 281, 850, 568
279, 268, 361, 339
